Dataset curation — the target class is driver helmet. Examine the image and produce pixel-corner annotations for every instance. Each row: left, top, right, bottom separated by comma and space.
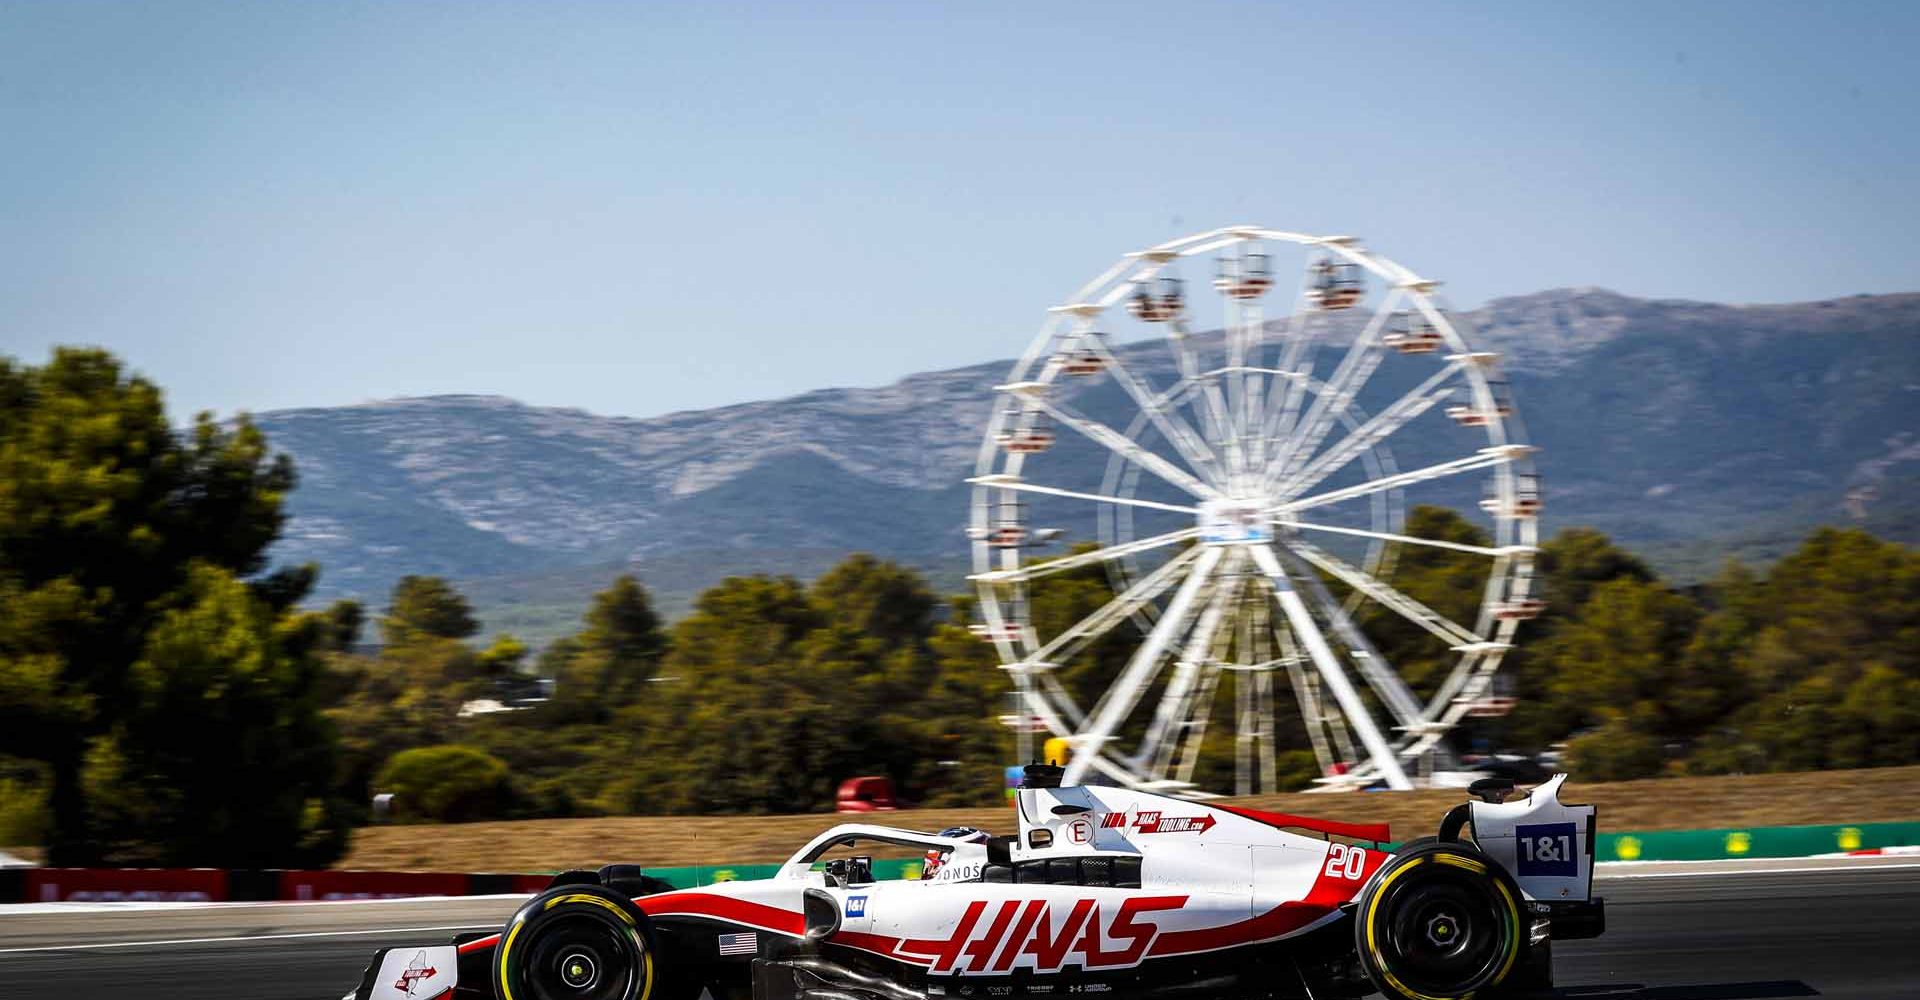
921, 826, 990, 879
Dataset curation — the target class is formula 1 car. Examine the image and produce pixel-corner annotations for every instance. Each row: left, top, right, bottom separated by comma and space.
342, 766, 1603, 1000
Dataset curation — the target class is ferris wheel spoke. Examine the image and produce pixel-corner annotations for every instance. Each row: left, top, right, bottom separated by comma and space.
1387, 653, 1511, 763
1286, 539, 1484, 648
1160, 315, 1240, 468
969, 525, 1200, 584
1247, 544, 1412, 790
1061, 546, 1226, 786
1171, 618, 1238, 783
1270, 546, 1427, 731
1034, 669, 1088, 729
1270, 359, 1464, 497
1166, 660, 1224, 784
1268, 289, 1403, 481
1429, 654, 1509, 728
1275, 446, 1527, 516
1256, 271, 1329, 464
1081, 333, 1226, 488
1030, 545, 1203, 671
1133, 557, 1243, 775
1282, 656, 1337, 779
1422, 651, 1487, 719
966, 475, 1199, 517
1287, 519, 1534, 558
1008, 662, 1075, 733
1003, 389, 1220, 500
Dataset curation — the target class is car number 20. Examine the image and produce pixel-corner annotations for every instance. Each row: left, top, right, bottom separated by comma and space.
1324, 843, 1365, 880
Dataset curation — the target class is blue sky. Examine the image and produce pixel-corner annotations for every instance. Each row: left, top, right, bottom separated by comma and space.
2, 1, 1915, 421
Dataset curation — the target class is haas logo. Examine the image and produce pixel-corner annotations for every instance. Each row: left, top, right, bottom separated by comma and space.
393, 950, 439, 996
931, 897, 1186, 974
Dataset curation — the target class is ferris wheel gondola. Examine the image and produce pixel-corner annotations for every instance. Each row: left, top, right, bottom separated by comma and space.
970, 226, 1545, 796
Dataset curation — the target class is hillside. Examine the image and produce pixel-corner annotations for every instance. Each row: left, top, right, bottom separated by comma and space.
254, 288, 1920, 633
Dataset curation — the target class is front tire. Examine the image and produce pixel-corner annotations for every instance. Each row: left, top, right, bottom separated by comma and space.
1353, 840, 1526, 1000
494, 885, 656, 1000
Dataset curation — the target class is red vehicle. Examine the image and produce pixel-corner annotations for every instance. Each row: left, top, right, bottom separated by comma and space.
835, 776, 900, 813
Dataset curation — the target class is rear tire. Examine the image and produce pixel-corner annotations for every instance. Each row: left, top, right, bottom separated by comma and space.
494, 885, 656, 1000
1353, 840, 1527, 1000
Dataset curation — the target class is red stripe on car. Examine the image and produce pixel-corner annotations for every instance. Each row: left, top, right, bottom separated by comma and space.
637, 892, 806, 936
457, 934, 500, 954
1209, 804, 1391, 844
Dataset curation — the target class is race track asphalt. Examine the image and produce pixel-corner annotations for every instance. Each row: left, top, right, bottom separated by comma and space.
0, 859, 1915, 1000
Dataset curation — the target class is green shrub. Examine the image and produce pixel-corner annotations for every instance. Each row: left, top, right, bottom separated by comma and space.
376, 745, 512, 823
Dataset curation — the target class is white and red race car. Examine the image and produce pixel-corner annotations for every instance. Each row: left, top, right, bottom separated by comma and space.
343, 767, 1602, 1000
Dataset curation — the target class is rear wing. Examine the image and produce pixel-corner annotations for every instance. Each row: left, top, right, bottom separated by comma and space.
1468, 774, 1596, 903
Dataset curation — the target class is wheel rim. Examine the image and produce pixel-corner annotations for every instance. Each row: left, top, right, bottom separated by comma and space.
1373, 864, 1515, 996
521, 913, 640, 1000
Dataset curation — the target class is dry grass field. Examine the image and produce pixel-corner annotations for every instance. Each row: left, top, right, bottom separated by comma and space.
336, 764, 1920, 872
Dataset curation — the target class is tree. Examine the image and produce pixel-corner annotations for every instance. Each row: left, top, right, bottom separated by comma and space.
0, 348, 300, 863
811, 555, 937, 650
1535, 528, 1655, 613
918, 620, 1012, 805
318, 599, 366, 652
1531, 577, 1703, 764
586, 558, 1009, 815
546, 575, 669, 722
1687, 529, 1920, 774
382, 575, 480, 645
611, 574, 828, 812
80, 564, 346, 865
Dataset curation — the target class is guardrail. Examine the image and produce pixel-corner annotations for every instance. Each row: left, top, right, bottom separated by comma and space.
0, 868, 554, 903
4, 820, 1916, 901
1594, 820, 1920, 863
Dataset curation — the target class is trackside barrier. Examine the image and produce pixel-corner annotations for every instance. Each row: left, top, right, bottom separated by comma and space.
0, 868, 547, 904
1592, 820, 1920, 863
279, 870, 469, 901
637, 858, 925, 889
3, 821, 1916, 902
17, 867, 229, 903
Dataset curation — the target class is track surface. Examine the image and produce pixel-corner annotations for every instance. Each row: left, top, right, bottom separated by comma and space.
1, 860, 1915, 1000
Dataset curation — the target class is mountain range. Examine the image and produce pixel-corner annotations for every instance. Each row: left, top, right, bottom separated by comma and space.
253, 288, 1920, 639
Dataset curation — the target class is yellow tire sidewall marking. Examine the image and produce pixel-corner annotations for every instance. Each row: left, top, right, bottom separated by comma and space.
498, 919, 526, 1000
1362, 852, 1521, 1000
1433, 854, 1487, 875
501, 894, 652, 1000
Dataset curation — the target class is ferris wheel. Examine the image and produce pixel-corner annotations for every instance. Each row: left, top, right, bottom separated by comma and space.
968, 225, 1545, 795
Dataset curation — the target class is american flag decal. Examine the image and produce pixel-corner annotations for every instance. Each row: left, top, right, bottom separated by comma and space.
717, 932, 758, 956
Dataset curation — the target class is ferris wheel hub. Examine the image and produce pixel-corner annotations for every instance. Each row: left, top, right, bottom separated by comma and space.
1199, 497, 1277, 546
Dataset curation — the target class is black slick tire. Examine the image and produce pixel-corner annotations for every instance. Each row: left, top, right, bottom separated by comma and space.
1353, 839, 1528, 1000
494, 884, 657, 1000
